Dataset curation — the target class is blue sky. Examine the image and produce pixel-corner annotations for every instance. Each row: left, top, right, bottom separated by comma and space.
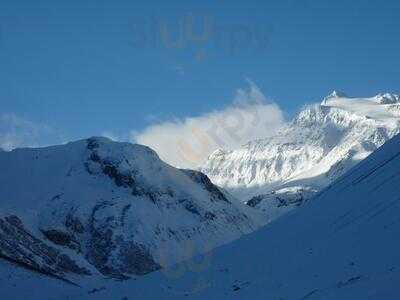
1, 0, 400, 165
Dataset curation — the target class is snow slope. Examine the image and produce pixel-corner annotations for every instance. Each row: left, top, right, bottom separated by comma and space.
3, 123, 400, 299
0, 137, 260, 282
202, 92, 400, 221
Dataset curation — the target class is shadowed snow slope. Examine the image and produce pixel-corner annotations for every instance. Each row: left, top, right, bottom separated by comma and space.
202, 92, 400, 222
0, 137, 260, 282
2, 133, 400, 299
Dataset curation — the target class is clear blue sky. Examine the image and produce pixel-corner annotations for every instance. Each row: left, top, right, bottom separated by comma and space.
1, 0, 400, 143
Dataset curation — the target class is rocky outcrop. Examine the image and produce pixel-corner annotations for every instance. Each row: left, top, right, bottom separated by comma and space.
84, 201, 161, 278
182, 169, 230, 203
0, 215, 91, 280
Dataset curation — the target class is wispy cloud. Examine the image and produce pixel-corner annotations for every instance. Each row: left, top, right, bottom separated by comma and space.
132, 81, 286, 168
0, 114, 62, 151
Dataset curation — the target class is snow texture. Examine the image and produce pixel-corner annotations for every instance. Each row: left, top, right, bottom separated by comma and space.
2, 125, 400, 299
0, 137, 260, 282
202, 92, 400, 221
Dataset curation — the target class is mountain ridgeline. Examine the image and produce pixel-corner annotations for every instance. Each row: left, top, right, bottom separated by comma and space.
0, 137, 260, 281
202, 92, 400, 222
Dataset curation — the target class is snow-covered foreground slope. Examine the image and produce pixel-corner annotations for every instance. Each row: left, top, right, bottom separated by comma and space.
3, 132, 400, 299
0, 137, 260, 282
202, 92, 400, 221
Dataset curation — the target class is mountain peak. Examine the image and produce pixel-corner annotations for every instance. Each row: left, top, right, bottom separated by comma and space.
202, 92, 400, 217
373, 93, 400, 104
322, 90, 348, 104
0, 136, 259, 280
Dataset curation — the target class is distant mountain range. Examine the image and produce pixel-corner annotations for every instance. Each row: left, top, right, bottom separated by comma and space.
202, 92, 400, 222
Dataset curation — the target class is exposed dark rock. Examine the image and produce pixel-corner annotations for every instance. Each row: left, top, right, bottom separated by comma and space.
120, 204, 131, 227
86, 145, 135, 188
204, 212, 217, 221
88, 287, 106, 294
0, 215, 91, 278
41, 229, 81, 252
85, 139, 167, 205
246, 195, 264, 208
86, 203, 118, 277
87, 138, 100, 150
117, 240, 160, 275
65, 212, 85, 234
337, 276, 363, 288
182, 169, 230, 203
246, 188, 312, 209
84, 202, 160, 278
179, 199, 201, 216
102, 164, 135, 188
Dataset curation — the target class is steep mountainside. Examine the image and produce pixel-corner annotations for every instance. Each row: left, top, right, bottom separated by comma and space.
0, 137, 260, 282
202, 92, 400, 221
3, 125, 400, 300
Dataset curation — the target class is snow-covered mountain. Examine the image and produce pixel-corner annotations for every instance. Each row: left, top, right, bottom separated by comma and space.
0, 137, 260, 282
202, 92, 400, 221
3, 124, 400, 300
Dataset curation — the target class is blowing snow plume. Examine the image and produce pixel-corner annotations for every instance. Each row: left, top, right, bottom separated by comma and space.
0, 113, 62, 151
133, 81, 285, 168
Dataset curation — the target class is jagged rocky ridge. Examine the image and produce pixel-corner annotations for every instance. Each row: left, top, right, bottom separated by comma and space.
0, 137, 260, 281
202, 92, 400, 222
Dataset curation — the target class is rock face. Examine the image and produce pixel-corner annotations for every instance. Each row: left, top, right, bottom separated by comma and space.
0, 215, 91, 280
202, 93, 400, 221
0, 137, 259, 281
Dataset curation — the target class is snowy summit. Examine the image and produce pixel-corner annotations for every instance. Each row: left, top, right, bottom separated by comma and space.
202, 93, 400, 222
0, 137, 260, 282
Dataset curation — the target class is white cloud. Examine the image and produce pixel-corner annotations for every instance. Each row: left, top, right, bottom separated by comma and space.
0, 114, 61, 151
132, 81, 286, 168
